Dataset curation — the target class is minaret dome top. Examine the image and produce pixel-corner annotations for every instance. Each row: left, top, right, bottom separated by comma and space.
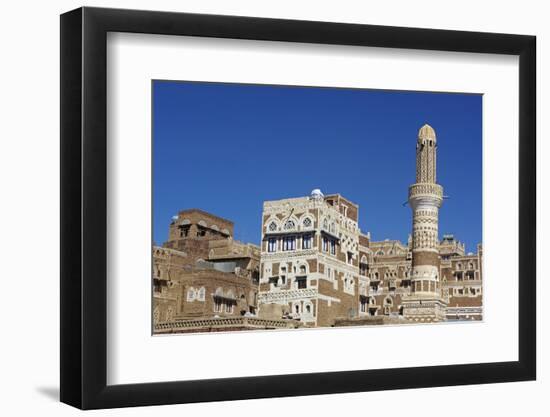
418, 124, 436, 142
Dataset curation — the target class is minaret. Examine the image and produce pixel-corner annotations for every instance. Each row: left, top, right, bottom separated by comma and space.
403, 124, 447, 322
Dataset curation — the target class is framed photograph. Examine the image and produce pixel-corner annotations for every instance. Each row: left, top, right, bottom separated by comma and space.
60, 6, 536, 409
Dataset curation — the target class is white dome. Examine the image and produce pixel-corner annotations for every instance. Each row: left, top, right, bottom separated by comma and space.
310, 188, 324, 200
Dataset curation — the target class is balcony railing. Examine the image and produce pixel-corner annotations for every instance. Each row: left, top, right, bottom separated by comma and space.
154, 316, 302, 333
408, 183, 443, 200
258, 288, 318, 304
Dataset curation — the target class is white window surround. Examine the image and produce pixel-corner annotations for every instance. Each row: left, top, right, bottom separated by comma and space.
197, 287, 205, 302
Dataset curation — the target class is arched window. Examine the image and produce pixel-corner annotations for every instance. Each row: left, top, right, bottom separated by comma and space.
383, 297, 393, 315
323, 218, 328, 229
197, 287, 205, 301
284, 219, 295, 230
187, 287, 196, 302
299, 265, 307, 274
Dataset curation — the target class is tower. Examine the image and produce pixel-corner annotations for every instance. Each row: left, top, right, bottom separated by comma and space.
402, 124, 447, 322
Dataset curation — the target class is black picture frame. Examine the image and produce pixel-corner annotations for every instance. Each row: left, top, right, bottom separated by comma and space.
60, 6, 536, 410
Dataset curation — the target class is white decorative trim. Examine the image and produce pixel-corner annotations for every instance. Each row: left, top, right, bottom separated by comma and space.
258, 288, 318, 304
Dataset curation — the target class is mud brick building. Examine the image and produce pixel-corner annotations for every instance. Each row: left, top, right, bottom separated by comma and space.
153, 209, 270, 333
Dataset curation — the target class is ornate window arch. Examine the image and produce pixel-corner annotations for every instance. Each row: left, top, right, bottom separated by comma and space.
267, 219, 279, 232
284, 220, 295, 230
301, 215, 314, 229
296, 261, 309, 275
283, 217, 298, 231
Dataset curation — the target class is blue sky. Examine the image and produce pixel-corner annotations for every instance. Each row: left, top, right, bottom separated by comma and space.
153, 81, 482, 253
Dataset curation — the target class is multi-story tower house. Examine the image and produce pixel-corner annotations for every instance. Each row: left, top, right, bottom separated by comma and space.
440, 236, 483, 321
361, 239, 412, 318
402, 124, 448, 322
163, 208, 234, 259
153, 209, 262, 330
257, 190, 361, 327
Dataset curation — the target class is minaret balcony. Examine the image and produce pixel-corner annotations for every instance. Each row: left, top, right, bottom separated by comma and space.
408, 183, 443, 200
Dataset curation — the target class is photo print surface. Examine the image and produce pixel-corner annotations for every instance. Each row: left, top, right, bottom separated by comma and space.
152, 81, 482, 335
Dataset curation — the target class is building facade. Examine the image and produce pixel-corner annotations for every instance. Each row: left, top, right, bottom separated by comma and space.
256, 191, 361, 327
